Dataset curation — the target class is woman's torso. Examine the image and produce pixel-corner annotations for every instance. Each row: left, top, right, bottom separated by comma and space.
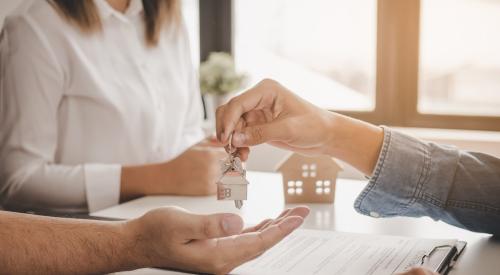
29, 0, 200, 166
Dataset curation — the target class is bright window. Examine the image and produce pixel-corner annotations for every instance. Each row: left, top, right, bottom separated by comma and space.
202, 0, 500, 130
234, 0, 377, 111
419, 0, 500, 116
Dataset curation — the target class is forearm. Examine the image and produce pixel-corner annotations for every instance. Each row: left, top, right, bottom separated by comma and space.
0, 211, 143, 274
120, 162, 170, 202
353, 127, 500, 235
324, 114, 500, 234
326, 112, 384, 176
121, 143, 221, 200
439, 149, 500, 234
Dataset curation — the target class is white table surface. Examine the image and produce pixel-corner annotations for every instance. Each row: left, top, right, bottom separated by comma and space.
92, 171, 500, 275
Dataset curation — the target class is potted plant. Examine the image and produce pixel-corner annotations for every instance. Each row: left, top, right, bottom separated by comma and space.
200, 52, 245, 121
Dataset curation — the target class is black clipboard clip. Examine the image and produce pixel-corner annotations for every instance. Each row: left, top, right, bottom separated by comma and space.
420, 241, 467, 275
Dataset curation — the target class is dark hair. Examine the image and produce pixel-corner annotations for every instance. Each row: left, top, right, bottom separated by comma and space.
50, 0, 180, 46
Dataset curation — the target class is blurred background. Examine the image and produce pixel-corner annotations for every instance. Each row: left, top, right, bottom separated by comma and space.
235, 0, 500, 116
2, 0, 500, 178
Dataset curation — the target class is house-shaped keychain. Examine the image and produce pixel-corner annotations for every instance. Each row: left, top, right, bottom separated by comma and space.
217, 157, 249, 206
277, 153, 342, 204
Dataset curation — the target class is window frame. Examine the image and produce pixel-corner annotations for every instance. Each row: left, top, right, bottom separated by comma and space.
199, 0, 500, 131
199, 0, 232, 62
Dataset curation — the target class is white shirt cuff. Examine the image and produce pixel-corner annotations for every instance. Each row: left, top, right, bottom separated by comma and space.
84, 164, 121, 213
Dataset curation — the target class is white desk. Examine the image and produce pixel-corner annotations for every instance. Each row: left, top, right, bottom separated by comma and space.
92, 172, 500, 275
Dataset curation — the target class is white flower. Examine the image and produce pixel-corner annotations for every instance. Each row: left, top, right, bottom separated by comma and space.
200, 52, 246, 95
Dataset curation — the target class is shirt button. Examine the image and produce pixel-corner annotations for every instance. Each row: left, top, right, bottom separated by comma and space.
369, 211, 380, 218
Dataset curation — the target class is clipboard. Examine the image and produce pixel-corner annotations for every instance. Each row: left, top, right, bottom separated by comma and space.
422, 241, 467, 275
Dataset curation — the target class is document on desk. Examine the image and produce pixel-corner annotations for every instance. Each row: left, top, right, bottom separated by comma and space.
232, 229, 461, 275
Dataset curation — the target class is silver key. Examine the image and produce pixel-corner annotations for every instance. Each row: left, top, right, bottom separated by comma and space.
234, 200, 243, 209
216, 134, 248, 209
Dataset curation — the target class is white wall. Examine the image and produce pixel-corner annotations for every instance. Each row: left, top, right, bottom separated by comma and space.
0, 0, 21, 28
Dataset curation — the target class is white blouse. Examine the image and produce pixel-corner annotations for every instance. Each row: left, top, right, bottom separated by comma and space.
0, 0, 204, 213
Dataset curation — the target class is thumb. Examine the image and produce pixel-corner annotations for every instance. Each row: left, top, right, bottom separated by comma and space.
186, 213, 244, 240
233, 121, 290, 147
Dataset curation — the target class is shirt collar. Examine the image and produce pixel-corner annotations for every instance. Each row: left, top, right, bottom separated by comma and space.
94, 0, 143, 20
125, 0, 143, 17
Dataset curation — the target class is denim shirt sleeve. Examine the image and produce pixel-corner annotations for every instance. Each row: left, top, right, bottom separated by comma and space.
354, 127, 500, 235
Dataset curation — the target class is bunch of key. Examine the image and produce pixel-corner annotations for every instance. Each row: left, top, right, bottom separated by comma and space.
216, 134, 249, 209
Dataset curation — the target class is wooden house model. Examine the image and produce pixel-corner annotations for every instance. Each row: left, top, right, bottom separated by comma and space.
277, 153, 342, 204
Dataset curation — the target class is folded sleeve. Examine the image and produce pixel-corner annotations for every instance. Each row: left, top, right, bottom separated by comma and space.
84, 164, 121, 212
354, 127, 500, 235
0, 15, 120, 213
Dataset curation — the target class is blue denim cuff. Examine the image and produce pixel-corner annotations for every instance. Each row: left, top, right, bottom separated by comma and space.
354, 127, 458, 219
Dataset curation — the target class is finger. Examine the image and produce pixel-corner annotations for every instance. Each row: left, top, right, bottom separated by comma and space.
241, 218, 273, 233
217, 216, 304, 270
236, 147, 250, 161
241, 207, 297, 234
281, 206, 310, 219
223, 118, 247, 154
259, 206, 310, 231
184, 212, 244, 240
276, 208, 293, 219
242, 110, 269, 125
235, 118, 247, 133
241, 206, 309, 234
232, 120, 292, 147
215, 105, 226, 142
219, 80, 280, 142
255, 219, 274, 233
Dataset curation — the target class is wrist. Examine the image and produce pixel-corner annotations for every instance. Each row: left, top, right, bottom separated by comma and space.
122, 218, 157, 268
120, 166, 145, 201
321, 112, 384, 175
155, 161, 176, 194
322, 111, 343, 156
100, 220, 151, 270
120, 162, 171, 201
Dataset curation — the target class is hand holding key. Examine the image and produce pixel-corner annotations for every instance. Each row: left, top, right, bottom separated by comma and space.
215, 79, 383, 176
